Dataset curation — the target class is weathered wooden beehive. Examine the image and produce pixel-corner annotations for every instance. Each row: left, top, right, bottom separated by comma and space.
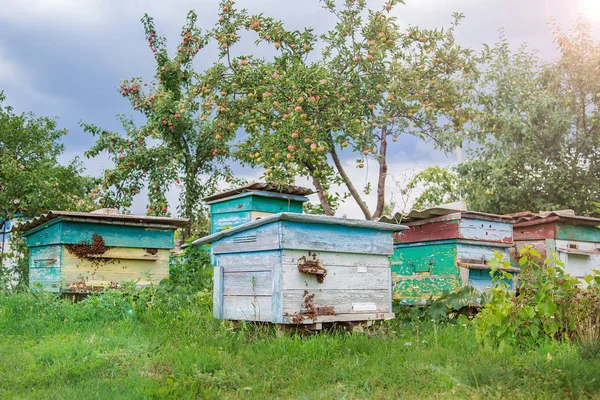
382, 207, 517, 304
203, 182, 313, 234
512, 211, 600, 284
191, 213, 406, 327
19, 209, 188, 293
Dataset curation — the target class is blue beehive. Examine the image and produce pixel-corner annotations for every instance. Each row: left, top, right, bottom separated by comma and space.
191, 213, 406, 327
203, 182, 313, 234
19, 209, 188, 293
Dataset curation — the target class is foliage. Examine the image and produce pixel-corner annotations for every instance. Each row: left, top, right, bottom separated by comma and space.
166, 244, 213, 292
2, 289, 600, 398
208, 0, 480, 219
476, 246, 600, 347
396, 285, 482, 323
83, 12, 242, 237
0, 92, 95, 289
404, 166, 461, 210
412, 20, 600, 215
0, 93, 95, 219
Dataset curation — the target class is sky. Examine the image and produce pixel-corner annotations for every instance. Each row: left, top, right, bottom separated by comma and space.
2, 0, 600, 218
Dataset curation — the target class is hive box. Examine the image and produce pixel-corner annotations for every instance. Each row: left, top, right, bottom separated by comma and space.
390, 208, 517, 304
19, 210, 187, 293
191, 213, 406, 327
513, 211, 600, 284
203, 182, 313, 234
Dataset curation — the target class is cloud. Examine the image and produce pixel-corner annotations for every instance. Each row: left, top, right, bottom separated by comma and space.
0, 45, 66, 114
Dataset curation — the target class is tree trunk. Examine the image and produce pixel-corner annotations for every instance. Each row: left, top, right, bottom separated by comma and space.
329, 146, 372, 220
373, 126, 389, 220
182, 161, 196, 240
311, 175, 334, 216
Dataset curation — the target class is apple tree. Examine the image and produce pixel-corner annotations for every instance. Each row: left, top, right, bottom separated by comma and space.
84, 12, 240, 237
210, 0, 480, 219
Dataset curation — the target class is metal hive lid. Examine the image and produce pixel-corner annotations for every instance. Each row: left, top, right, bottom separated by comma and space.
188, 212, 408, 247
379, 202, 514, 224
513, 211, 600, 227
202, 182, 315, 203
17, 210, 189, 232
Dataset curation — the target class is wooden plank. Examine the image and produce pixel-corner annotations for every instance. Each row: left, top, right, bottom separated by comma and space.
282, 289, 390, 315
82, 247, 163, 261
62, 270, 168, 285
281, 221, 393, 255
391, 243, 457, 276
252, 196, 304, 214
213, 265, 224, 319
223, 271, 272, 296
456, 243, 509, 265
29, 245, 62, 291
211, 211, 251, 234
513, 221, 556, 241
459, 218, 513, 243
215, 250, 280, 272
61, 248, 169, 287
210, 196, 253, 214
282, 312, 394, 324
60, 221, 175, 249
222, 295, 272, 322
395, 220, 460, 244
556, 223, 600, 243
272, 257, 283, 323
282, 264, 389, 290
282, 250, 389, 269
62, 248, 170, 273
25, 222, 62, 247
212, 222, 281, 254
392, 275, 460, 304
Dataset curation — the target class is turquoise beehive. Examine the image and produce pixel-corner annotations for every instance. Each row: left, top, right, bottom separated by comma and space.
203, 182, 314, 234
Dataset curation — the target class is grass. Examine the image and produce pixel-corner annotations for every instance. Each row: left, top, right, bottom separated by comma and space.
1, 288, 599, 399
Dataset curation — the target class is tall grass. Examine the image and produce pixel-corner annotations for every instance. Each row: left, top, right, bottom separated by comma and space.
1, 288, 599, 399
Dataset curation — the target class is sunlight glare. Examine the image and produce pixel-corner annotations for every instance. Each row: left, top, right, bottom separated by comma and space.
583, 0, 600, 21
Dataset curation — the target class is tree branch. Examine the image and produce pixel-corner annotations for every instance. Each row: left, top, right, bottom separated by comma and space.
329, 145, 372, 220
373, 125, 388, 219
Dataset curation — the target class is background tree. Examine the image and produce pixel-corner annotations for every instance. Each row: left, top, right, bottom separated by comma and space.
0, 92, 94, 287
413, 20, 600, 215
84, 12, 239, 238
404, 166, 461, 210
209, 0, 480, 219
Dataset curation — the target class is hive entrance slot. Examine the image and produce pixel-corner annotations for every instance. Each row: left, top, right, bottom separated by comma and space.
297, 251, 327, 283
233, 234, 257, 244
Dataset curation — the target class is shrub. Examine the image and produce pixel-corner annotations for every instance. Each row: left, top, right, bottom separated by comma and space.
475, 246, 600, 346
166, 243, 213, 293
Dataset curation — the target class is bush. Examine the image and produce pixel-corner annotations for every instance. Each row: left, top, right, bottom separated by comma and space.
475, 246, 600, 346
166, 243, 213, 293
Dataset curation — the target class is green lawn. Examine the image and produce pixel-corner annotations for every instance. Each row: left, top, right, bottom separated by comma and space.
0, 291, 599, 399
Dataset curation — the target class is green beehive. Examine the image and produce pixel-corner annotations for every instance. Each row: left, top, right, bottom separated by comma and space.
203, 182, 314, 234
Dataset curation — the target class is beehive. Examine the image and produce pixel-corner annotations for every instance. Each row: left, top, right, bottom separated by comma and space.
512, 211, 600, 284
191, 213, 406, 327
19, 209, 187, 293
203, 182, 313, 234
387, 207, 518, 304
